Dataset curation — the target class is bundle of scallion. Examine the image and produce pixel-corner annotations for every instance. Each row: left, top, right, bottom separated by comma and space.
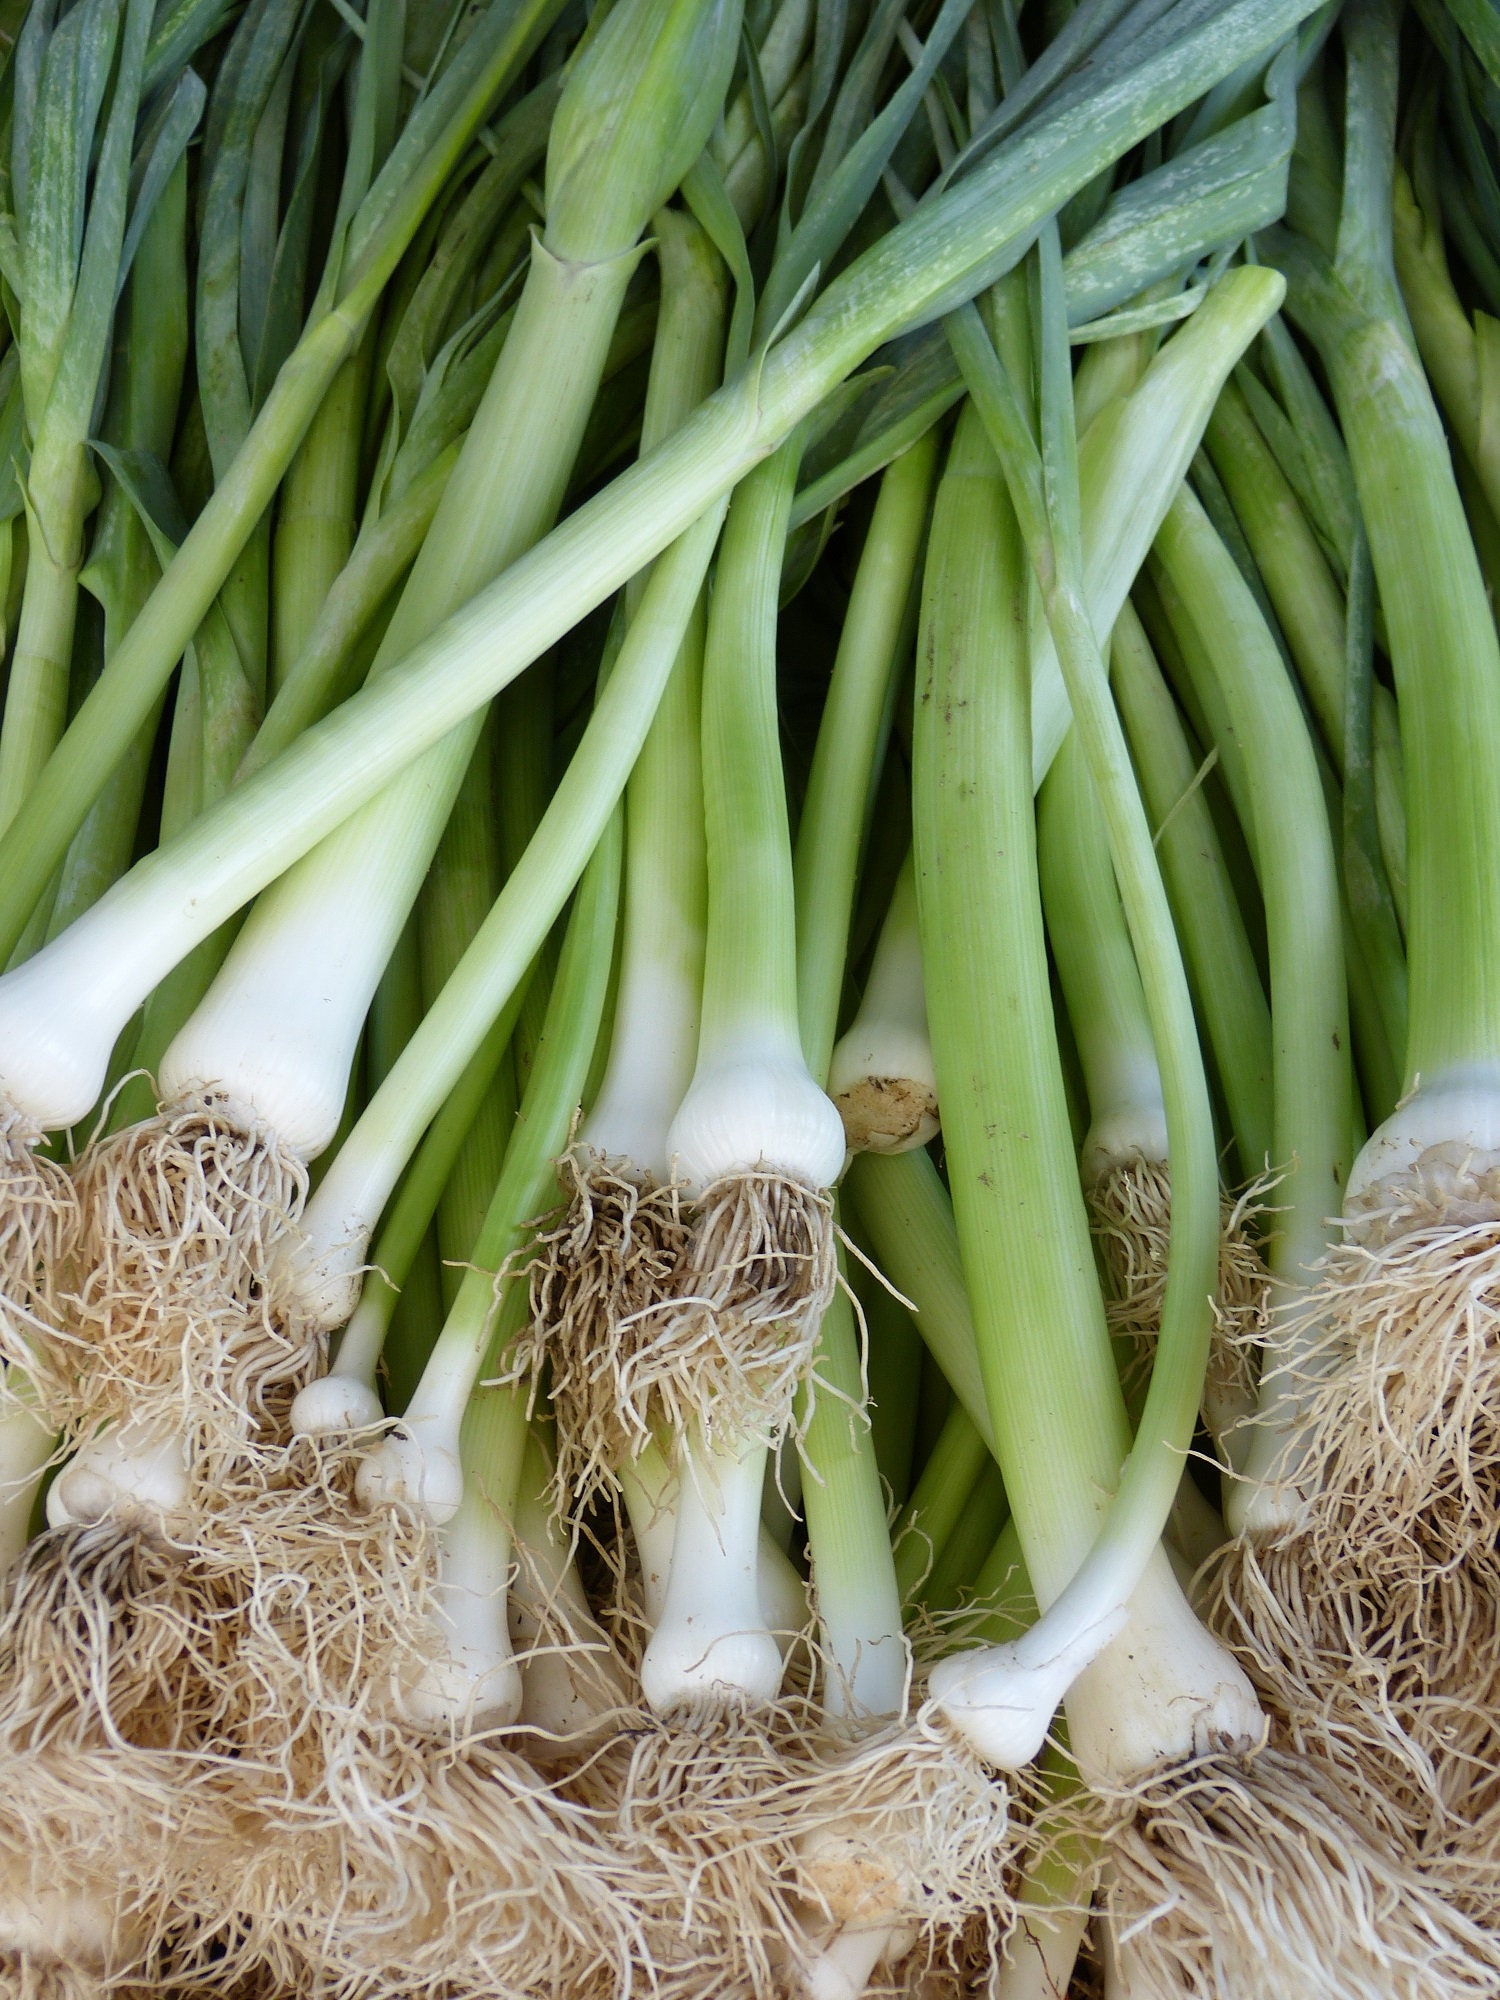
22, 0, 1500, 1992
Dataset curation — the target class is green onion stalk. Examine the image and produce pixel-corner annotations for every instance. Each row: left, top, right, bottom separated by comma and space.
630, 431, 846, 1716
0, 0, 572, 950
0, 0, 177, 1401
0, 0, 1324, 1444
1202, 0, 1500, 1916
1036, 723, 1266, 1469
0, 0, 160, 835
514, 207, 725, 1517
915, 384, 1496, 1998
1142, 483, 1350, 1518
1109, 600, 1274, 1186
0, 160, 204, 1574
786, 426, 1017, 2000
48, 0, 743, 1510
534, 432, 861, 2000
160, 834, 654, 2000
284, 208, 729, 1461
0, 0, 570, 1338
826, 268, 1302, 1168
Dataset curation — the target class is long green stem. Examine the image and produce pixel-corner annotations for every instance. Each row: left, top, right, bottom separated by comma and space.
1110, 600, 1273, 1178
421, 717, 509, 1308
270, 341, 374, 694
387, 808, 621, 1455
47, 156, 191, 938
1152, 485, 1350, 1287
844, 1147, 991, 1449
794, 434, 937, 1079
0, 0, 1324, 1129
1037, 726, 1165, 1176
576, 206, 725, 1175
0, 0, 570, 959
1151, 485, 1350, 1520
915, 399, 1129, 1606
283, 500, 727, 1326
893, 1399, 991, 1603
948, 248, 1226, 1643
1271, 0, 1500, 1118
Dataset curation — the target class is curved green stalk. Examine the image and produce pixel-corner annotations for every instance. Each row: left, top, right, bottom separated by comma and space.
793, 432, 937, 1078
1151, 485, 1350, 1517
284, 499, 727, 1323
270, 340, 374, 694
387, 805, 621, 1474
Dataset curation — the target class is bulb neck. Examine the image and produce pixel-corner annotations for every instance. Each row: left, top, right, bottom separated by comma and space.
668, 1031, 846, 1194
639, 1430, 783, 1714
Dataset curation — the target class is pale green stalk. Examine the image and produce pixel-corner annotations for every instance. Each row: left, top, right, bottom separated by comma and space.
844, 1147, 991, 1447
893, 1399, 991, 1603
193, 0, 307, 715
1110, 600, 1272, 1178
496, 649, 559, 1105
269, 341, 374, 693
793, 433, 938, 1072
154, 0, 743, 1172
238, 441, 455, 775
330, 976, 531, 1404
1391, 149, 1500, 531
1268, 0, 1500, 1149
789, 432, 937, 1720
945, 235, 1228, 1653
421, 716, 508, 1308
914, 399, 1128, 1607
1151, 485, 1351, 1522
0, 0, 1326, 1130
577, 205, 725, 1175
361, 912, 443, 1406
0, 0, 571, 957
918, 399, 1260, 1778
921, 1454, 1008, 1615
1202, 371, 1409, 931
1037, 727, 1165, 1179
0, 0, 158, 834
359, 804, 620, 1520
281, 500, 728, 1327
47, 156, 190, 938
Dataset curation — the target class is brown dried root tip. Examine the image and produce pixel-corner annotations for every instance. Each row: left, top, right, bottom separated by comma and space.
1088, 1160, 1266, 1450
60, 1098, 316, 1442
1101, 1741, 1500, 1999
834, 1075, 940, 1156
513, 1151, 694, 1505
1259, 1150, 1500, 1577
